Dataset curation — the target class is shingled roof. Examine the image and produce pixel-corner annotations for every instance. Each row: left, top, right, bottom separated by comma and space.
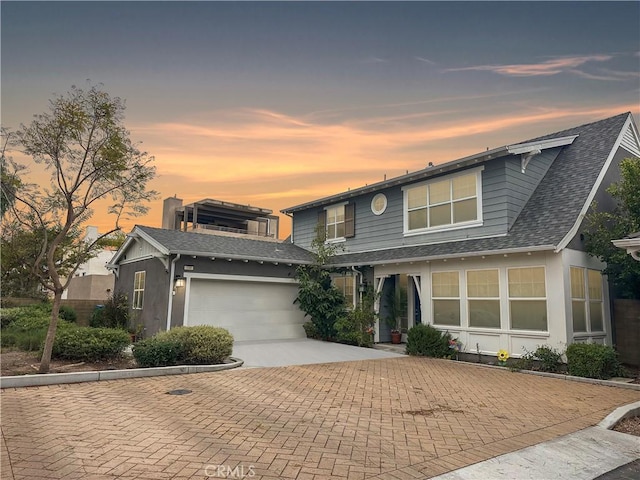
331, 112, 634, 266
133, 225, 314, 264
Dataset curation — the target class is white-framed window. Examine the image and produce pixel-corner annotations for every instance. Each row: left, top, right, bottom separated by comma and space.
333, 273, 356, 308
467, 269, 500, 328
404, 169, 482, 233
133, 271, 146, 310
326, 205, 345, 240
508, 267, 547, 331
371, 193, 387, 215
318, 203, 355, 241
432, 271, 460, 326
571, 267, 604, 333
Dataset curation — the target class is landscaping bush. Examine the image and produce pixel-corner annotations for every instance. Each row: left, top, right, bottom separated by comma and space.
335, 306, 375, 348
302, 321, 321, 340
513, 345, 564, 373
1, 305, 73, 352
58, 305, 77, 323
132, 337, 185, 367
132, 326, 233, 367
89, 292, 129, 329
162, 326, 233, 364
566, 343, 621, 379
406, 324, 452, 358
51, 327, 130, 362
1, 303, 51, 329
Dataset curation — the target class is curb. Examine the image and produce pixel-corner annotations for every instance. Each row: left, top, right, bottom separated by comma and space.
451, 359, 640, 391
514, 367, 640, 391
0, 357, 244, 389
598, 401, 640, 430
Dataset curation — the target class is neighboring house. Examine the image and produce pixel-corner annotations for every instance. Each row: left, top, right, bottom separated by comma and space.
62, 226, 115, 301
109, 200, 312, 338
282, 112, 639, 355
110, 112, 640, 355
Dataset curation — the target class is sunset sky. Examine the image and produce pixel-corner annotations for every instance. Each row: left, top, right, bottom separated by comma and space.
2, 1, 639, 239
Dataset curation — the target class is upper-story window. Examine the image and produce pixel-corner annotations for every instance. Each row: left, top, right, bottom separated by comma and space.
318, 203, 355, 241
404, 169, 482, 234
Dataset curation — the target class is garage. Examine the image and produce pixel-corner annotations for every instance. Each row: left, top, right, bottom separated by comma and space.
184, 276, 307, 342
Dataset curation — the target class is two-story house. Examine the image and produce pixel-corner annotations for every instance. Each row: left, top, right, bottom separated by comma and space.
282, 112, 639, 355
110, 112, 639, 356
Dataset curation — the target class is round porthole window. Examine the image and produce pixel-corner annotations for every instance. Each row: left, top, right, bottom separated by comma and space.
371, 193, 387, 215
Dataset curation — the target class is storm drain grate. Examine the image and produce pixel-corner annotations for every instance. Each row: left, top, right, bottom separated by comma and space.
166, 389, 192, 395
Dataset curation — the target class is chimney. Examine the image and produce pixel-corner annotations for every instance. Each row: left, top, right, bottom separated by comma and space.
162, 196, 183, 230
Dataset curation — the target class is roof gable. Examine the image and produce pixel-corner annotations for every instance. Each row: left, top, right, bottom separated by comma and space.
328, 112, 634, 264
112, 226, 314, 265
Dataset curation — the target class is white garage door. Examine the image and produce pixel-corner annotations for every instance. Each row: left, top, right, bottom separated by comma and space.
185, 278, 306, 342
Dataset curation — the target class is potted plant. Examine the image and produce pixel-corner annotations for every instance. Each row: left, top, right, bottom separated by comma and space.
385, 286, 407, 344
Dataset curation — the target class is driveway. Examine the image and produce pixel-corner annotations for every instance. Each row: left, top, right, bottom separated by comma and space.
2, 357, 639, 479
232, 338, 405, 367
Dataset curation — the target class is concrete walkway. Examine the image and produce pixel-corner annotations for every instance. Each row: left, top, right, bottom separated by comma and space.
232, 338, 405, 367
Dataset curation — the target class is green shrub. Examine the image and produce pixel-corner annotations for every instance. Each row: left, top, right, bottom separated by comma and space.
406, 324, 452, 358
335, 306, 375, 348
566, 343, 621, 379
302, 321, 321, 340
89, 292, 129, 329
512, 345, 564, 373
51, 327, 130, 362
1, 304, 51, 329
58, 305, 77, 323
132, 326, 233, 367
1, 305, 73, 352
132, 338, 185, 367
162, 326, 233, 364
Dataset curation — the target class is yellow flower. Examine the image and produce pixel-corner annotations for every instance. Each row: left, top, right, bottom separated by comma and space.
497, 349, 509, 362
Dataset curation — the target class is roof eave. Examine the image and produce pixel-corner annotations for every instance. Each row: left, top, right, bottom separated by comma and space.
329, 244, 557, 267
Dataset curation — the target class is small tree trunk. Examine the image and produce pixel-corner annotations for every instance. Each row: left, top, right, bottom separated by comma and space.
39, 290, 63, 373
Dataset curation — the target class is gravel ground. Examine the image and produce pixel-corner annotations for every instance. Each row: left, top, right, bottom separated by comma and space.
613, 416, 640, 437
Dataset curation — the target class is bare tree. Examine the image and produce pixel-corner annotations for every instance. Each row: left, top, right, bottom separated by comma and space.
2, 85, 157, 372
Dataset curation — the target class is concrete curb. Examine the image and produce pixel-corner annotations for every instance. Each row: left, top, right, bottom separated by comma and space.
598, 401, 640, 430
455, 360, 640, 391
0, 357, 244, 389
514, 367, 640, 391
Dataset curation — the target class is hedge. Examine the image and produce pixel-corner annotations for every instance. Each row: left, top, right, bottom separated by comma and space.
51, 327, 130, 362
566, 343, 621, 379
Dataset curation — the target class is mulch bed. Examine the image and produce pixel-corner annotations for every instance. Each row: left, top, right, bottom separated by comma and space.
613, 416, 640, 437
1, 349, 137, 376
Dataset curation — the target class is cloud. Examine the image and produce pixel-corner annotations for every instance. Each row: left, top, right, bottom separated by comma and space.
414, 56, 437, 65
360, 56, 387, 64
446, 54, 613, 77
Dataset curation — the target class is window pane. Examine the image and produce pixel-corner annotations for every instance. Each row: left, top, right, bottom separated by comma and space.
510, 300, 547, 331
572, 301, 586, 332
408, 208, 427, 230
433, 300, 460, 325
432, 272, 459, 297
453, 174, 476, 200
327, 224, 336, 239
336, 222, 345, 238
508, 267, 545, 298
588, 270, 602, 300
408, 185, 427, 209
469, 300, 500, 328
589, 302, 603, 331
570, 267, 585, 298
453, 198, 477, 223
429, 180, 450, 204
429, 204, 451, 227
467, 270, 499, 297
336, 208, 345, 223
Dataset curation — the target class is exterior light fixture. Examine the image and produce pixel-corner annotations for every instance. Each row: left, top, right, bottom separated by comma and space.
174, 275, 185, 288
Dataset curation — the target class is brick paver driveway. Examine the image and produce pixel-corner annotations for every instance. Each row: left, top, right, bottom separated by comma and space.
2, 357, 639, 479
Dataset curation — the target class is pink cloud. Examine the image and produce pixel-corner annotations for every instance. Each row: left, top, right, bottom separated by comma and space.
447, 55, 613, 77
